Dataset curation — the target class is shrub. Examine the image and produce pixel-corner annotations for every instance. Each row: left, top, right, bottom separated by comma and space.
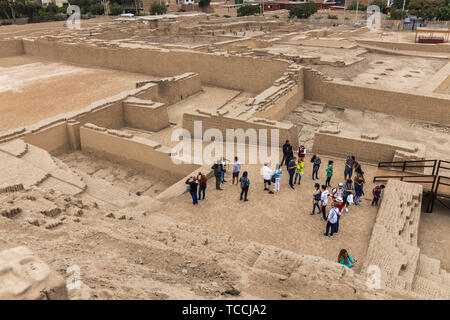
289, 2, 318, 19
327, 14, 338, 19
273, 14, 279, 19
150, 2, 167, 15
223, 14, 231, 18
389, 8, 406, 19
89, 3, 104, 15
109, 3, 123, 15
237, 5, 260, 17
198, 0, 211, 8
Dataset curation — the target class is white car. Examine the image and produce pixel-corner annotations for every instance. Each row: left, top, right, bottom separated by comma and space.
120, 13, 134, 17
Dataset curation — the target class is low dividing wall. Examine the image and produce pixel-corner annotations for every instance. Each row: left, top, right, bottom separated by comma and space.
80, 125, 199, 178
22, 40, 289, 94
1, 73, 201, 155
0, 40, 24, 58
183, 110, 299, 150
312, 129, 426, 164
304, 68, 450, 125
356, 39, 450, 54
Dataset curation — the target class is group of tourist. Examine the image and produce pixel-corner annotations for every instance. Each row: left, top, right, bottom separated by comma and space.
185, 141, 386, 263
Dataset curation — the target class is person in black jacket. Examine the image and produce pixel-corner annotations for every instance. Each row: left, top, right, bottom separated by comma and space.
280, 140, 291, 166
212, 160, 223, 190
186, 177, 199, 205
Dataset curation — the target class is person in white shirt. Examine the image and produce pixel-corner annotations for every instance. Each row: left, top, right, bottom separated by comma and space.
324, 201, 339, 237
320, 185, 330, 222
261, 162, 273, 194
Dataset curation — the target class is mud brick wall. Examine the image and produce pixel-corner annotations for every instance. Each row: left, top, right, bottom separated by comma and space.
183, 111, 299, 150
80, 126, 200, 177
304, 68, 450, 125
22, 40, 289, 94
312, 130, 425, 164
0, 40, 24, 58
123, 100, 169, 132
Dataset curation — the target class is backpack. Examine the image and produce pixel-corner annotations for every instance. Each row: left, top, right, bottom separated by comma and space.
240, 178, 247, 188
310, 156, 315, 163
373, 186, 381, 196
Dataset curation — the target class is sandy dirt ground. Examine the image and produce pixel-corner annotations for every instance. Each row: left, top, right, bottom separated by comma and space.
313, 52, 447, 91
418, 202, 450, 272
0, 55, 153, 132
161, 157, 379, 274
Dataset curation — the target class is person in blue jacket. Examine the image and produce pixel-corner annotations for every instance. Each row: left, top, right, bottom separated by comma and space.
338, 249, 357, 268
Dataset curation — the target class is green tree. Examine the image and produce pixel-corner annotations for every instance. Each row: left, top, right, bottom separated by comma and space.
89, 2, 104, 15
408, 0, 446, 21
237, 4, 260, 16
149, 1, 166, 15
109, 2, 123, 15
289, 2, 318, 19
370, 0, 387, 13
392, 0, 411, 9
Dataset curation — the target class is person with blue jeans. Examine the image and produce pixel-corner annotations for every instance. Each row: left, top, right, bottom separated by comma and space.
338, 249, 357, 268
197, 173, 207, 200
344, 155, 355, 180
273, 164, 282, 192
311, 183, 322, 215
221, 157, 227, 183
324, 201, 339, 237
232, 156, 241, 185
239, 171, 250, 201
186, 177, 199, 205
288, 157, 297, 189
311, 154, 321, 180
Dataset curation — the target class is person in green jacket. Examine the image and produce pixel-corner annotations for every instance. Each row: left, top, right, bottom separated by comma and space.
294, 158, 304, 185
325, 160, 333, 187
338, 249, 357, 268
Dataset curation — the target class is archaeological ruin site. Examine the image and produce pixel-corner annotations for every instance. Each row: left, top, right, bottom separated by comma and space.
0, 11, 449, 301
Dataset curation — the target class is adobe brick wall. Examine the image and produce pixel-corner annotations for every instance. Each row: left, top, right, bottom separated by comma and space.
0, 40, 24, 58
312, 130, 426, 164
80, 125, 200, 177
303, 68, 450, 125
183, 110, 299, 150
22, 40, 289, 94
123, 98, 170, 132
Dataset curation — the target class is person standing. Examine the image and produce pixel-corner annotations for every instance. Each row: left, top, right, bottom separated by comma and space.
311, 154, 321, 181
285, 145, 294, 171
342, 179, 354, 212
281, 140, 291, 166
197, 173, 207, 200
311, 183, 322, 215
320, 185, 329, 221
273, 164, 282, 192
288, 157, 297, 189
239, 171, 250, 201
335, 197, 343, 233
261, 162, 274, 194
372, 184, 385, 206
294, 157, 304, 185
354, 172, 365, 207
212, 160, 223, 190
232, 156, 241, 185
324, 201, 339, 237
344, 155, 355, 180
326, 160, 333, 187
186, 176, 199, 205
298, 145, 306, 161
221, 157, 227, 184
338, 249, 357, 268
